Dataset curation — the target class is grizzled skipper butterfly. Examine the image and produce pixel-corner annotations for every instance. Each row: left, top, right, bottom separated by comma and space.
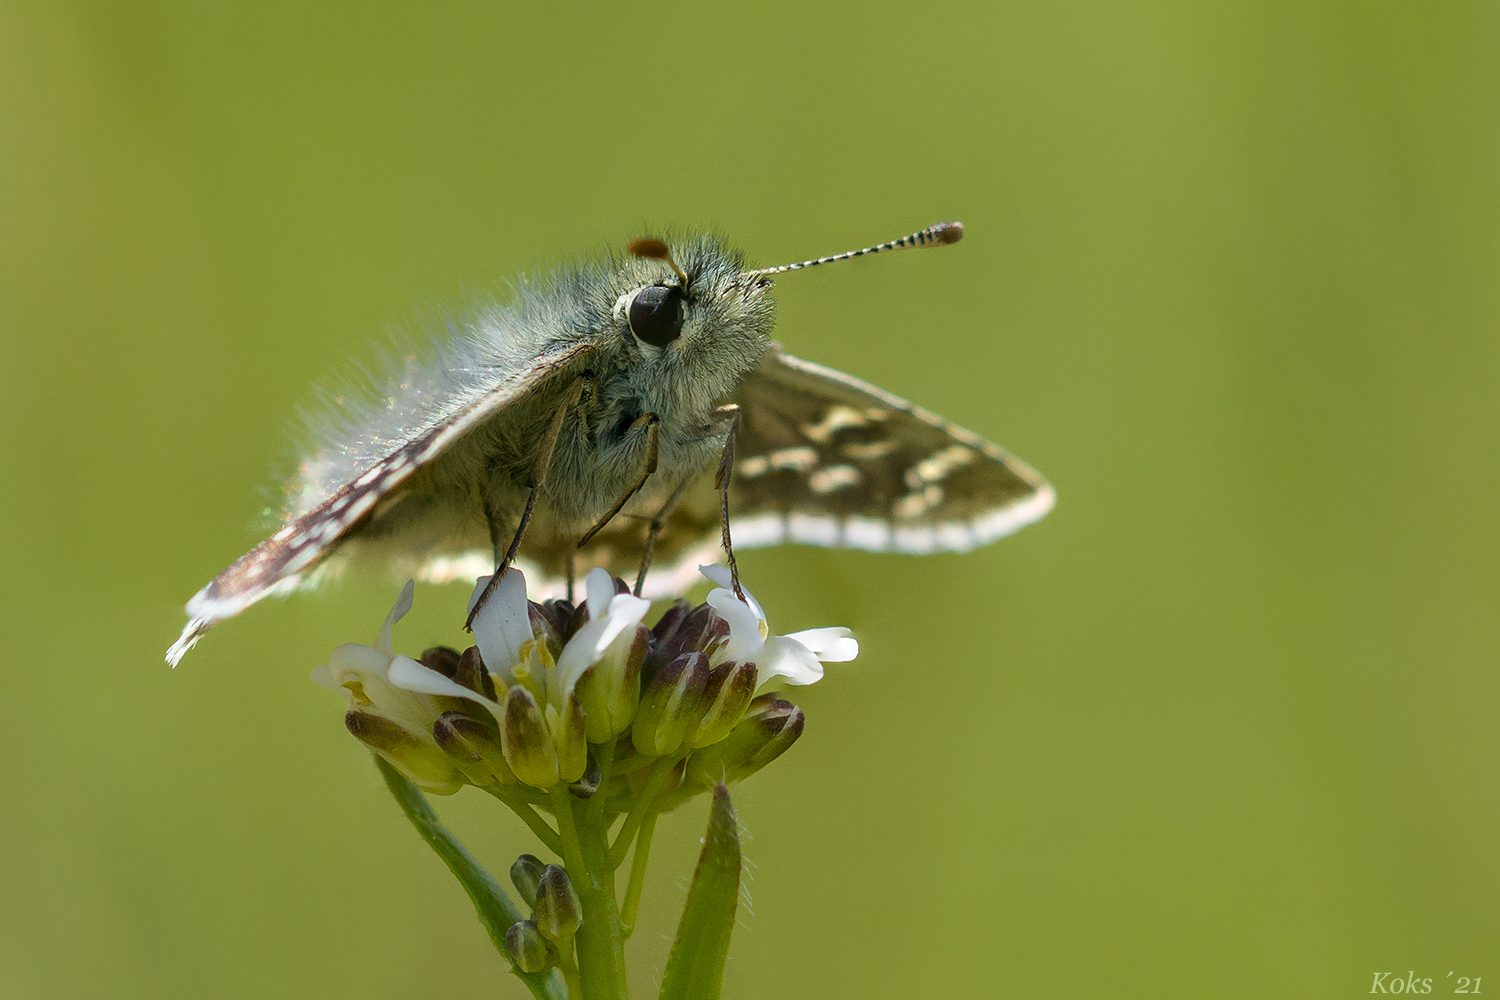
168, 223, 1054, 665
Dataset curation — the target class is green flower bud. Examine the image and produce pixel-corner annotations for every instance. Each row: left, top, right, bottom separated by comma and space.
433, 711, 515, 785
510, 854, 546, 906
505, 919, 549, 974
553, 695, 589, 785
574, 623, 647, 742
501, 686, 562, 788
631, 651, 709, 758
686, 696, 804, 785
687, 661, 758, 749
344, 710, 463, 793
534, 864, 582, 942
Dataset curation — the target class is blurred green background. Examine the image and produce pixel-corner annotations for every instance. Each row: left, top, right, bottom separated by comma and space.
2, 2, 1496, 997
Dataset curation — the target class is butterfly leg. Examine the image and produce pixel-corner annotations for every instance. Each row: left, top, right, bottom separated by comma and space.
710, 404, 747, 602
633, 472, 697, 597
576, 413, 660, 548
466, 374, 591, 630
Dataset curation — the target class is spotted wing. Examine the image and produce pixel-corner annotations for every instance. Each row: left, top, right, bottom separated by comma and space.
166, 343, 593, 665
722, 347, 1054, 554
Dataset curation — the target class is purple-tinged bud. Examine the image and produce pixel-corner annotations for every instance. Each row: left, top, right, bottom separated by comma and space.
535, 864, 582, 941
505, 919, 549, 974
433, 710, 514, 785
632, 651, 710, 758
686, 696, 804, 785
649, 598, 693, 649
688, 661, 758, 749
565, 601, 591, 644
510, 853, 545, 905
452, 646, 496, 700
500, 687, 561, 788
575, 624, 647, 742
653, 602, 717, 665
532, 599, 571, 642
527, 603, 563, 657
419, 645, 462, 678
345, 710, 463, 792
569, 756, 602, 799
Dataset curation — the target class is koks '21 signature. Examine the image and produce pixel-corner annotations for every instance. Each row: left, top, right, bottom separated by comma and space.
1371, 972, 1483, 994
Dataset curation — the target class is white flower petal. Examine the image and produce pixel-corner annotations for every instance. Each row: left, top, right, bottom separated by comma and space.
585, 567, 615, 619
759, 636, 825, 686
326, 642, 399, 684
376, 580, 416, 655
784, 627, 859, 662
468, 569, 531, 674
556, 616, 613, 689
706, 588, 765, 664
387, 654, 503, 722
697, 564, 765, 623
698, 563, 733, 590
595, 597, 651, 666
555, 592, 651, 692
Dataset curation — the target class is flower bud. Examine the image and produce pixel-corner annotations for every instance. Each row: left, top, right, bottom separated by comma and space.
500, 686, 562, 788
505, 919, 549, 974
649, 598, 693, 646
419, 645, 462, 678
344, 710, 463, 792
687, 661, 758, 749
565, 600, 591, 643
574, 624, 647, 742
433, 710, 515, 785
569, 756, 602, 799
651, 602, 722, 667
510, 853, 546, 906
534, 864, 582, 942
686, 696, 804, 785
632, 651, 710, 758
527, 603, 564, 657
553, 695, 589, 784
452, 645, 496, 700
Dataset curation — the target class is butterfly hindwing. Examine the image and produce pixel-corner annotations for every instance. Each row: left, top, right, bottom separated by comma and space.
722, 347, 1055, 554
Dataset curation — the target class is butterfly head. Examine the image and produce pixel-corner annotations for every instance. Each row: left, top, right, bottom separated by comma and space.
609, 233, 778, 405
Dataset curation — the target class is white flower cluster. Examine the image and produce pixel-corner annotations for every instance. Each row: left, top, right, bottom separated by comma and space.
314, 567, 856, 798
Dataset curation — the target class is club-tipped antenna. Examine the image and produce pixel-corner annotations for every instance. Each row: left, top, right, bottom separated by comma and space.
743, 221, 965, 277
628, 237, 691, 285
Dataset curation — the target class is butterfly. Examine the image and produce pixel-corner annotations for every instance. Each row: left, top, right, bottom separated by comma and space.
167, 223, 1054, 665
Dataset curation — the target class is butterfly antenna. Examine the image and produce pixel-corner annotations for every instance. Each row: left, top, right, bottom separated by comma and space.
744, 221, 964, 277
629, 237, 690, 285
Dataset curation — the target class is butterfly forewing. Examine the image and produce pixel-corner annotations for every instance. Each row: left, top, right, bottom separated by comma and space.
167, 342, 595, 665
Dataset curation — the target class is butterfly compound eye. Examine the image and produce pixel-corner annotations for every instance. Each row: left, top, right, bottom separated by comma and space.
627, 286, 685, 347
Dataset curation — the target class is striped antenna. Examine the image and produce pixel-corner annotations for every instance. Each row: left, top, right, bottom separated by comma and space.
744, 221, 964, 277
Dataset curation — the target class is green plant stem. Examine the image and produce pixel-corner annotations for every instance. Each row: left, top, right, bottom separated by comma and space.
486, 787, 563, 855
619, 810, 658, 938
608, 756, 677, 869
556, 944, 582, 999
551, 785, 630, 1000
374, 756, 565, 1000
